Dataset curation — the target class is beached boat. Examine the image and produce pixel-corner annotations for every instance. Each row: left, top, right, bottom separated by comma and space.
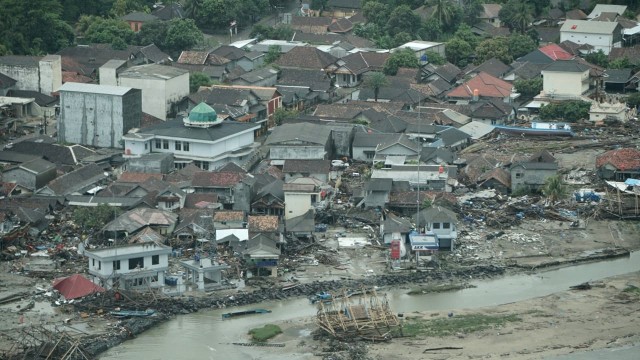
110, 309, 156, 318
494, 124, 575, 137
221, 308, 271, 319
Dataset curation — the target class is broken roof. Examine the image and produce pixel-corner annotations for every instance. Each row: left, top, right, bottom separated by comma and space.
596, 148, 640, 171
213, 210, 245, 222
248, 215, 279, 233
42, 164, 108, 196
103, 208, 178, 233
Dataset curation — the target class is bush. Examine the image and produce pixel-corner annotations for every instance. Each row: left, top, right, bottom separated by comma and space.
248, 324, 282, 342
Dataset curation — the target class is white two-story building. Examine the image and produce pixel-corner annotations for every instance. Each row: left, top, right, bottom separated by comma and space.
123, 102, 260, 170
541, 60, 590, 98
84, 242, 172, 290
560, 20, 622, 55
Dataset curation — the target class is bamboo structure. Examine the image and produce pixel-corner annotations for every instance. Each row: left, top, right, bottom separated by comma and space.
315, 288, 401, 341
603, 181, 640, 218
0, 325, 92, 360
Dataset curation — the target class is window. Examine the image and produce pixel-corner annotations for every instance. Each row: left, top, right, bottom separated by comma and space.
516, 173, 524, 179
152, 255, 159, 265
144, 143, 148, 150
183, 142, 190, 151
92, 259, 95, 267
364, 151, 375, 159
432, 223, 441, 229
98, 261, 101, 270
175, 141, 181, 151
155, 139, 161, 149
113, 260, 121, 270
162, 140, 169, 149
311, 195, 317, 203
129, 257, 144, 270
443, 222, 451, 229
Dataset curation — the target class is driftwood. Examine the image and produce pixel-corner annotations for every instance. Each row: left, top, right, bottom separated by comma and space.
423, 346, 464, 352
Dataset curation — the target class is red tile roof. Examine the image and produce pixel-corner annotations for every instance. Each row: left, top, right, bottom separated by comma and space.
248, 215, 279, 232
192, 171, 245, 187
213, 210, 244, 222
447, 72, 513, 99
538, 44, 573, 61
596, 148, 640, 171
119, 172, 163, 183
62, 71, 94, 84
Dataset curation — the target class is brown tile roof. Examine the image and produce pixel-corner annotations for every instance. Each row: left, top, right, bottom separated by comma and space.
184, 193, 219, 208
119, 172, 163, 183
447, 72, 512, 99
213, 210, 244, 222
62, 71, 94, 84
248, 215, 279, 232
192, 171, 246, 187
178, 51, 209, 65
596, 148, 640, 171
480, 3, 502, 19
274, 47, 338, 70
282, 159, 330, 174
478, 168, 511, 188
328, 18, 353, 33
565, 9, 587, 20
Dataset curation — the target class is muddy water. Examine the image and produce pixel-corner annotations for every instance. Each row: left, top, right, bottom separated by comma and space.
100, 252, 640, 360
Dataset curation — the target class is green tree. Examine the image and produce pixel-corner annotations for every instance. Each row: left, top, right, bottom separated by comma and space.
363, 1, 389, 28
453, 23, 479, 48
507, 33, 536, 59
419, 18, 444, 42
363, 72, 389, 102
190, 72, 213, 93
110, 0, 152, 17
539, 100, 591, 121
310, 0, 328, 11
72, 204, 121, 231
425, 50, 445, 65
264, 45, 282, 64
463, 0, 484, 26
584, 50, 609, 68
499, 0, 533, 33
0, 0, 74, 55
386, 5, 421, 36
137, 20, 169, 48
165, 19, 203, 53
184, 0, 203, 19
609, 57, 630, 69
446, 37, 473, 67
273, 108, 299, 125
428, 0, 461, 30
475, 37, 513, 64
393, 32, 413, 48
250, 24, 294, 41
626, 93, 640, 108
514, 77, 543, 97
84, 17, 136, 45
383, 48, 419, 75
542, 175, 568, 203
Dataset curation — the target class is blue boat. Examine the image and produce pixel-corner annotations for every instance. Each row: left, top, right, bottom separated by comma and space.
109, 309, 156, 318
494, 125, 575, 137
221, 308, 271, 319
309, 292, 333, 304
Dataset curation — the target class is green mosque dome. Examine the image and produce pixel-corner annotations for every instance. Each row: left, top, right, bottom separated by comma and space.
184, 102, 222, 127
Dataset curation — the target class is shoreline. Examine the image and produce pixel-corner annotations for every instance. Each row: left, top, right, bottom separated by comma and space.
67, 246, 632, 359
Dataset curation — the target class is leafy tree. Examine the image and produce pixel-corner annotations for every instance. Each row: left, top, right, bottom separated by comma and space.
584, 50, 609, 68
197, 0, 269, 30
463, 0, 484, 26
529, 0, 551, 17
507, 34, 536, 59
514, 77, 543, 97
609, 57, 630, 69
310, 0, 328, 11
72, 204, 121, 231
383, 48, 419, 75
445, 37, 473, 67
428, 0, 462, 30
250, 24, 294, 41
363, 1, 389, 28
475, 37, 513, 64
84, 17, 136, 45
453, 24, 479, 49
165, 19, 203, 53
190, 72, 213, 93
363, 72, 389, 102
542, 175, 567, 203
386, 5, 421, 36
264, 45, 282, 64
499, 0, 533, 33
393, 32, 413, 48
425, 51, 445, 65
0, 0, 74, 55
626, 93, 640, 108
420, 18, 444, 42
111, 0, 153, 17
274, 108, 299, 125
60, 0, 115, 22
184, 0, 203, 19
354, 23, 383, 41
539, 100, 591, 122
137, 20, 169, 48
111, 37, 128, 50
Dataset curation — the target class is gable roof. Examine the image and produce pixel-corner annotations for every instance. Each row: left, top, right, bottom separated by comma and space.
192, 171, 246, 187
327, 0, 361, 9
478, 167, 511, 188
119, 172, 163, 183
18, 158, 56, 174
103, 208, 178, 233
43, 164, 108, 196
178, 51, 210, 65
353, 132, 398, 148
339, 52, 389, 75
465, 58, 511, 78
184, 193, 219, 208
151, 3, 184, 20
274, 47, 338, 70
538, 43, 574, 61
438, 127, 471, 146
285, 209, 315, 233
283, 159, 330, 174
561, 19, 620, 35
291, 15, 332, 28
213, 210, 245, 222
376, 134, 420, 153
248, 215, 279, 232
328, 18, 354, 33
543, 60, 590, 73
121, 11, 158, 22
5, 141, 94, 165
0, 72, 17, 88
480, 3, 502, 19
596, 148, 640, 171
277, 68, 332, 91
382, 212, 412, 233
565, 9, 588, 20
447, 72, 513, 99
588, 4, 627, 19
265, 123, 332, 146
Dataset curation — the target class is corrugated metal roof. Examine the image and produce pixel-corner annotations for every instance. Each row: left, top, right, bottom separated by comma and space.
59, 82, 133, 96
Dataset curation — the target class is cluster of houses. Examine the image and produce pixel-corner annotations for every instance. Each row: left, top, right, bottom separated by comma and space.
1, 1, 640, 291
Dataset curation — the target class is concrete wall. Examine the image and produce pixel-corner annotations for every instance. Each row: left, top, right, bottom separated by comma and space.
99, 67, 118, 86
543, 70, 589, 97
58, 88, 142, 148
353, 146, 376, 162
510, 166, 556, 191
165, 73, 189, 118
232, 181, 251, 212
127, 154, 174, 173
330, 124, 353, 158
560, 31, 620, 55
39, 55, 62, 95
2, 167, 56, 191
0, 64, 39, 92
284, 191, 316, 220
270, 145, 326, 160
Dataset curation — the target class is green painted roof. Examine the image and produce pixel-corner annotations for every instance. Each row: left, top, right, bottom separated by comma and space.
188, 102, 217, 122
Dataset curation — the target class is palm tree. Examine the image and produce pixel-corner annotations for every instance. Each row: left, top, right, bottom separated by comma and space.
429, 0, 456, 29
542, 175, 568, 203
509, 1, 533, 33
363, 72, 389, 102
183, 0, 203, 20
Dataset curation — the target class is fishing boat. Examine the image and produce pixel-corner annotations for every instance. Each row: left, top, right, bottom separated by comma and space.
109, 309, 156, 318
221, 308, 271, 319
309, 292, 333, 304
494, 124, 575, 137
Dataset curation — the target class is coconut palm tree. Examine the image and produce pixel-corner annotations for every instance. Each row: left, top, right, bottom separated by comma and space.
429, 0, 456, 29
363, 72, 389, 102
542, 175, 568, 203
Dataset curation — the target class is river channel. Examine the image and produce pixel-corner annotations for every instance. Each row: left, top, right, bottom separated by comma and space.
100, 252, 640, 360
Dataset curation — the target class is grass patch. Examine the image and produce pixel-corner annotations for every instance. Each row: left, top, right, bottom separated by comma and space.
248, 324, 282, 342
400, 314, 521, 337
622, 285, 640, 295
407, 283, 474, 295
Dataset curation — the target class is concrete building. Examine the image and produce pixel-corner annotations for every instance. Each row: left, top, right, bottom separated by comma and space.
114, 64, 189, 120
84, 242, 172, 290
560, 20, 622, 55
393, 41, 445, 58
283, 178, 323, 220
1, 158, 57, 192
125, 152, 175, 174
0, 55, 62, 96
414, 206, 458, 251
58, 83, 142, 148
122, 102, 260, 170
99, 60, 128, 86
179, 257, 230, 291
265, 122, 333, 160
589, 102, 628, 123
542, 60, 590, 98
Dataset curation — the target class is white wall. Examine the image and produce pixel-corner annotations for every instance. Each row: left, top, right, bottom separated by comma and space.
88, 253, 169, 277
165, 73, 189, 116
560, 32, 614, 54
119, 77, 166, 120
39, 55, 62, 95
284, 192, 316, 220
542, 70, 589, 97
0, 64, 39, 92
